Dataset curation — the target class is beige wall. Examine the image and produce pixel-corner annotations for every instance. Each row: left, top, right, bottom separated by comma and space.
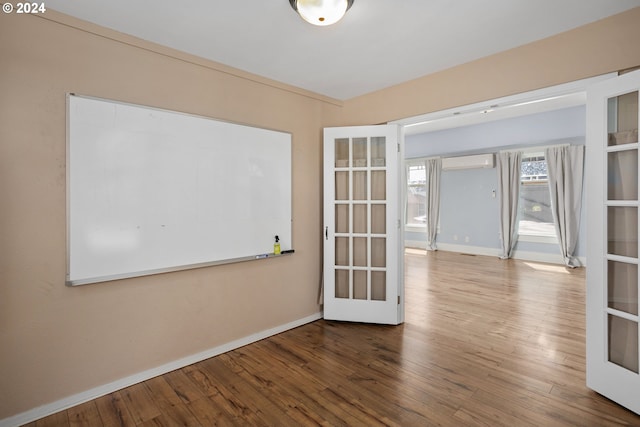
0, 11, 337, 420
1, 6, 640, 422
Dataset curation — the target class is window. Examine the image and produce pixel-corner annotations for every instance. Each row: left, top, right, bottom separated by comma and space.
406, 163, 426, 230
519, 152, 556, 241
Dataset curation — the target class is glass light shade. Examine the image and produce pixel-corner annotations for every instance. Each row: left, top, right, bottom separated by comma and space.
294, 0, 350, 26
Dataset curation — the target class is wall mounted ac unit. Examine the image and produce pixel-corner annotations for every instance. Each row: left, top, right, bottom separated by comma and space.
442, 153, 494, 171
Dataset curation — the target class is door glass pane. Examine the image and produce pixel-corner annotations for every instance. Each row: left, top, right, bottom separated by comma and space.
371, 137, 386, 167
335, 138, 349, 167
353, 171, 367, 200
608, 206, 638, 258
608, 314, 639, 373
328, 128, 393, 315
335, 237, 349, 266
371, 204, 386, 234
335, 204, 349, 234
353, 237, 367, 267
353, 204, 367, 234
608, 91, 638, 146
371, 238, 386, 268
608, 261, 638, 315
371, 170, 386, 200
353, 137, 367, 167
353, 270, 367, 300
335, 171, 349, 200
607, 150, 638, 200
371, 271, 386, 301
335, 269, 349, 299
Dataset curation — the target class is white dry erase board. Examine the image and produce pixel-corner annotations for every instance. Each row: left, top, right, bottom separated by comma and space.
67, 94, 292, 286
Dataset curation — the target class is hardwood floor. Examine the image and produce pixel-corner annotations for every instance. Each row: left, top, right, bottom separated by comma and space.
27, 250, 640, 426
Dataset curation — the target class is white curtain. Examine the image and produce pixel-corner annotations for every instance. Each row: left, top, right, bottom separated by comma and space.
497, 151, 522, 259
425, 158, 442, 251
545, 145, 585, 268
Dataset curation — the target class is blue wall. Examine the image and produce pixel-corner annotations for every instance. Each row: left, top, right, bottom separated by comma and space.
437, 168, 500, 247
406, 105, 586, 158
405, 105, 586, 260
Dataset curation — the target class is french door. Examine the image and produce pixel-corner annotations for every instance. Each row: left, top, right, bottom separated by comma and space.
586, 69, 640, 414
323, 125, 403, 325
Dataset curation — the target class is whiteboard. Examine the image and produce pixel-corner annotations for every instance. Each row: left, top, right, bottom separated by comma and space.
67, 95, 292, 285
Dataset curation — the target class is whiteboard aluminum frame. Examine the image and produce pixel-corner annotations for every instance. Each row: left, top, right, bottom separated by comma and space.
66, 252, 295, 286
65, 93, 293, 286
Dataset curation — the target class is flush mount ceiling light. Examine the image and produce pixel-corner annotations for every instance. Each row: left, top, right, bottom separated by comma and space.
289, 0, 354, 26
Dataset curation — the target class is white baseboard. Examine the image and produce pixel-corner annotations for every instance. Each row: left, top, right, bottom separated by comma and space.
436, 243, 501, 258
0, 312, 323, 427
405, 241, 586, 266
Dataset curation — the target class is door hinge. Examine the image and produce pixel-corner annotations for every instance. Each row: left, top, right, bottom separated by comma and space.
397, 219, 401, 229
397, 296, 400, 304
397, 143, 400, 152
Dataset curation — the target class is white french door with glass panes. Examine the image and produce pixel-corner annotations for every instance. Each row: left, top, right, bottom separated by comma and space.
323, 125, 403, 325
586, 69, 640, 414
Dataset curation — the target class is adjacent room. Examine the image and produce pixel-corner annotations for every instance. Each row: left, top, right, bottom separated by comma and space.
404, 102, 587, 265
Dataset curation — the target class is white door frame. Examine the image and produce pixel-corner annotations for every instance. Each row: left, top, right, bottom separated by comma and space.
389, 74, 617, 135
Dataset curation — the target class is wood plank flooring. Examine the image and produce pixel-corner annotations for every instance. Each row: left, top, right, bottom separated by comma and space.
27, 250, 640, 426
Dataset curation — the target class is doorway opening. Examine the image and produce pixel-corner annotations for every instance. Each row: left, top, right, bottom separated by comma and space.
390, 73, 616, 265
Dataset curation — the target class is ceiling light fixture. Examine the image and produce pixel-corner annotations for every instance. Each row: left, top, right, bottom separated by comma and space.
289, 0, 354, 26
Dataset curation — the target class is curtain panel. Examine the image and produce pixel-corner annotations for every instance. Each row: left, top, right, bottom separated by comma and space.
545, 145, 585, 267
425, 158, 442, 251
497, 151, 522, 259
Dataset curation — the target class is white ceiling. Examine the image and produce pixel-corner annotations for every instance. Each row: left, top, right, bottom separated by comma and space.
45, 0, 640, 101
